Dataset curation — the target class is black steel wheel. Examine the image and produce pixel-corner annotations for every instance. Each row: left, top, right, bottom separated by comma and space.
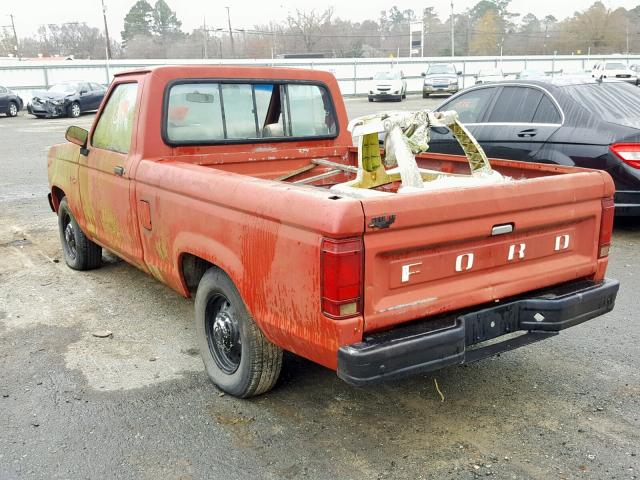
195, 267, 282, 398
61, 210, 78, 261
57, 197, 102, 270
205, 293, 242, 374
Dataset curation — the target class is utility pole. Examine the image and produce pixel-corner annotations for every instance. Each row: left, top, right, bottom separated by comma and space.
101, 0, 112, 59
9, 14, 20, 60
202, 17, 208, 59
450, 1, 455, 57
225, 6, 235, 57
626, 18, 629, 55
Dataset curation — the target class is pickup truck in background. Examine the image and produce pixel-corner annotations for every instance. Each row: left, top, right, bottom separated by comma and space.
47, 66, 619, 398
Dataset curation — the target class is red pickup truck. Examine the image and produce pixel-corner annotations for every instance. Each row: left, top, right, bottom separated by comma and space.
47, 66, 619, 398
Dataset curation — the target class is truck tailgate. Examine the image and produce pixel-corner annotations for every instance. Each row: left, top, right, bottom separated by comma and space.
360, 170, 611, 332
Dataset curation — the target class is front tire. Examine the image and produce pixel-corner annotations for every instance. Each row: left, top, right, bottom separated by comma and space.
7, 101, 18, 117
423, 92, 429, 98
195, 267, 282, 398
68, 102, 81, 118
58, 198, 102, 270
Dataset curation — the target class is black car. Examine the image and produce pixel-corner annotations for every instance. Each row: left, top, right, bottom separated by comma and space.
0, 85, 23, 117
27, 82, 106, 118
430, 77, 640, 215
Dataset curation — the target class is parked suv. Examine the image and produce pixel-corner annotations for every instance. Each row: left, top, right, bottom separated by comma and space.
421, 63, 460, 97
0, 85, 23, 117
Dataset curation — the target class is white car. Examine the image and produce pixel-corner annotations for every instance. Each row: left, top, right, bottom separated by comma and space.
592, 61, 639, 85
368, 70, 407, 102
475, 69, 504, 85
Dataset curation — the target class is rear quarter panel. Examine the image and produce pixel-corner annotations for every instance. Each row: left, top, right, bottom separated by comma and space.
135, 161, 365, 369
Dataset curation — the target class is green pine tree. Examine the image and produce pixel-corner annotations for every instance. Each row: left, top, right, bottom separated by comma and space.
151, 0, 182, 37
121, 0, 154, 46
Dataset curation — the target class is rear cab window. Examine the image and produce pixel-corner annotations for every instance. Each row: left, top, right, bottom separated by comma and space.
164, 80, 337, 144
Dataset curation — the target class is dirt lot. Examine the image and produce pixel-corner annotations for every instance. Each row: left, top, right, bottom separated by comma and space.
1, 95, 639, 480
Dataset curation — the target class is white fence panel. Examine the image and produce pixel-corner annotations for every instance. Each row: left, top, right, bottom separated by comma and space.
1, 54, 639, 102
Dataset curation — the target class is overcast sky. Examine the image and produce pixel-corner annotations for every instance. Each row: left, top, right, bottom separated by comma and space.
2, 0, 639, 38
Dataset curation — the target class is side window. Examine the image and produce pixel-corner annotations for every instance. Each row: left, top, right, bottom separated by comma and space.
443, 87, 496, 123
165, 82, 336, 143
532, 95, 561, 124
487, 86, 543, 123
0, 86, 7, 94
92, 82, 138, 154
286, 84, 336, 137
91, 83, 103, 91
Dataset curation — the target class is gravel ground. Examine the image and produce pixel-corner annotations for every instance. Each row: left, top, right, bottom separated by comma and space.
1, 96, 639, 480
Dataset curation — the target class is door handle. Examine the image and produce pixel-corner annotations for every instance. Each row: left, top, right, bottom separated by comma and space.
517, 128, 537, 138
114, 166, 125, 176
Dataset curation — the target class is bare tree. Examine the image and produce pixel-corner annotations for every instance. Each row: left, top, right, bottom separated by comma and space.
286, 8, 334, 53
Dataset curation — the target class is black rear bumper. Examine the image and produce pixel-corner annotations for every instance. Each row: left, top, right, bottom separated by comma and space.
337, 279, 619, 386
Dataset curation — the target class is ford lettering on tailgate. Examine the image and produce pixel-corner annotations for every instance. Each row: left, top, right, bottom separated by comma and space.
391, 230, 574, 288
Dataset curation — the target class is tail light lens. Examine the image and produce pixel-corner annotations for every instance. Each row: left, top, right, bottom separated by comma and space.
609, 143, 640, 169
598, 197, 615, 258
321, 237, 363, 319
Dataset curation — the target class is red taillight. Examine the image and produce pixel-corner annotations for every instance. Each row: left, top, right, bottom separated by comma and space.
610, 143, 640, 169
321, 237, 363, 319
598, 197, 615, 258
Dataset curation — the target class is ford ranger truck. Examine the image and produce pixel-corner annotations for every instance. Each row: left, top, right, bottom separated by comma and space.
47, 66, 620, 398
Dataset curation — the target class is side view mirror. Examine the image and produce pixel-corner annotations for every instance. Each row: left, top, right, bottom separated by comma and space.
80, 89, 88, 95
369, 76, 374, 80
457, 71, 462, 75
66, 125, 88, 149
421, 72, 426, 77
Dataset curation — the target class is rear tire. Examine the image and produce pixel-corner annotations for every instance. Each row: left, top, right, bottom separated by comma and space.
7, 101, 18, 117
58, 198, 102, 270
195, 267, 283, 398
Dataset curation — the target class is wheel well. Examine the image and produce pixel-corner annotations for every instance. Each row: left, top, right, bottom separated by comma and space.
181, 253, 214, 296
51, 187, 65, 212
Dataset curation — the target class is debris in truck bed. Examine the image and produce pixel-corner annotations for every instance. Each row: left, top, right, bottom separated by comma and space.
331, 109, 510, 196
